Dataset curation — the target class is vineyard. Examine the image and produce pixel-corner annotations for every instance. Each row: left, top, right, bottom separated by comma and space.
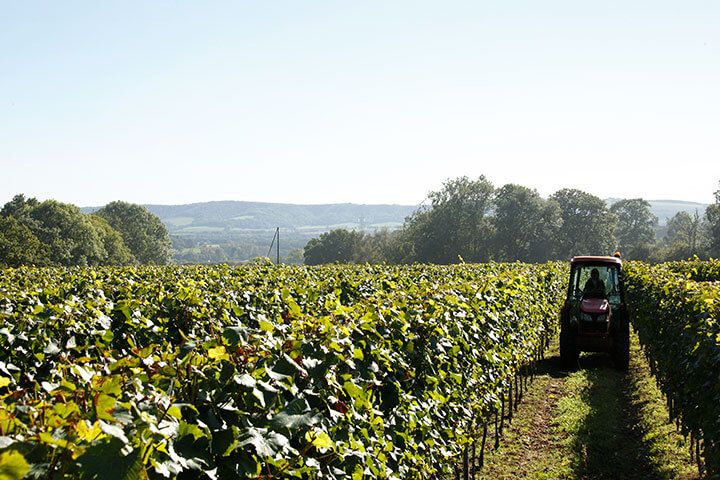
624, 261, 720, 475
0, 263, 564, 479
0, 260, 717, 479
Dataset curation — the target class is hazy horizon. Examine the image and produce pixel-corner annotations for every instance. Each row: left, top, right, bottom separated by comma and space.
8, 193, 713, 209
2, 1, 719, 206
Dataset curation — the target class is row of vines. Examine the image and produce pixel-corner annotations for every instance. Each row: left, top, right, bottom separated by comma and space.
625, 260, 720, 476
661, 258, 720, 282
0, 263, 564, 479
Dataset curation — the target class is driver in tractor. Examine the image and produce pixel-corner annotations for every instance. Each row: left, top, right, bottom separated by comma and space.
583, 268, 607, 299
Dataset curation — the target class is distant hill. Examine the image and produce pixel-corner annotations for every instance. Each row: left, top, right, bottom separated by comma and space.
82, 202, 418, 263
85, 201, 416, 233
81, 198, 709, 263
84, 198, 709, 234
607, 199, 708, 225
646, 200, 708, 224
139, 199, 707, 232
146, 201, 416, 234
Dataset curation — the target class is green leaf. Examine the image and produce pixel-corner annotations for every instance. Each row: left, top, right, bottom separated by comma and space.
237, 427, 290, 457
258, 320, 275, 332
99, 420, 129, 444
352, 347, 364, 361
271, 411, 321, 432
208, 345, 229, 361
43, 340, 60, 355
41, 381, 59, 393
343, 380, 364, 401
178, 421, 207, 441
73, 365, 94, 383
0, 450, 30, 480
222, 326, 244, 346
39, 431, 70, 448
234, 373, 256, 388
308, 431, 334, 450
95, 393, 117, 421
102, 330, 114, 343
75, 438, 142, 480
252, 387, 266, 407
117, 304, 132, 321
166, 405, 183, 420
95, 376, 123, 397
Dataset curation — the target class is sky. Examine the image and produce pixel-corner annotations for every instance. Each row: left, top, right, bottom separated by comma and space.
1, 1, 719, 207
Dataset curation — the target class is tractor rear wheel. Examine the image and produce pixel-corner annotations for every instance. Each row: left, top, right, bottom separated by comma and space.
560, 330, 579, 368
613, 332, 629, 371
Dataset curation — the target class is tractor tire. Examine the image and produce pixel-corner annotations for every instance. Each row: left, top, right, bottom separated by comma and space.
560, 331, 579, 369
613, 331, 630, 371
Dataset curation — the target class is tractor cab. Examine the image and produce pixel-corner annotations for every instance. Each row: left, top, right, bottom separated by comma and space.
560, 256, 629, 370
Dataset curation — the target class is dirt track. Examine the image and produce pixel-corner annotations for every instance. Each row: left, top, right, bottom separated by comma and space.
479, 331, 699, 480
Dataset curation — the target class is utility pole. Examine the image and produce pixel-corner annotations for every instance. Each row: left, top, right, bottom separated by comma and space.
266, 227, 281, 265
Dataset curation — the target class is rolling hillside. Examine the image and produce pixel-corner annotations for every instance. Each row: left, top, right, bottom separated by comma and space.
124, 202, 414, 264
143, 201, 416, 234
606, 198, 708, 225
84, 199, 708, 263
141, 199, 707, 233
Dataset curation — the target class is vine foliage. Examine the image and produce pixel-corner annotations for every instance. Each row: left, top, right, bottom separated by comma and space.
0, 263, 563, 479
625, 261, 720, 475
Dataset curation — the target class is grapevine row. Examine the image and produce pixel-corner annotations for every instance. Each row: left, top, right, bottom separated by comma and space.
661, 258, 720, 282
624, 261, 720, 476
0, 263, 564, 479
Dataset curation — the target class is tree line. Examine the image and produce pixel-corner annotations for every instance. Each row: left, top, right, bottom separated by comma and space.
304, 176, 720, 265
0, 194, 171, 267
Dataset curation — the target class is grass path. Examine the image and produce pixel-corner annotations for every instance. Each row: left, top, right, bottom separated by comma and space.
479, 329, 699, 479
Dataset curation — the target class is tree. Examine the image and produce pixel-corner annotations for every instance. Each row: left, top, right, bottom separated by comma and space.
96, 201, 172, 264
403, 176, 495, 263
0, 216, 47, 266
609, 199, 657, 260
550, 189, 617, 258
25, 200, 107, 266
706, 182, 720, 257
0, 194, 39, 219
0, 195, 140, 266
669, 211, 704, 254
284, 248, 305, 265
88, 215, 136, 265
651, 211, 705, 262
354, 229, 399, 263
303, 229, 364, 265
493, 184, 562, 262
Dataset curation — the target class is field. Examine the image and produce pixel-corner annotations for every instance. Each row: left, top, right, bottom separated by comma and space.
0, 260, 718, 479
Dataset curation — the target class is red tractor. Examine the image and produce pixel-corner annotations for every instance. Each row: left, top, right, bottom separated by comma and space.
559, 256, 630, 370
